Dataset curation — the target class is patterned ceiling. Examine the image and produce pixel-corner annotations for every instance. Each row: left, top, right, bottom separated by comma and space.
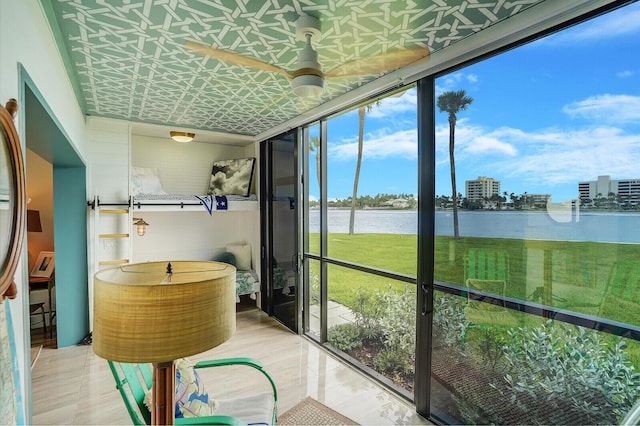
41, 0, 544, 138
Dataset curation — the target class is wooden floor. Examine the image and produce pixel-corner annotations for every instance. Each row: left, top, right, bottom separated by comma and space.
30, 307, 430, 425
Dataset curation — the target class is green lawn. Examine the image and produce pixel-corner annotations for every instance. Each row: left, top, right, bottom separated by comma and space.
309, 232, 640, 364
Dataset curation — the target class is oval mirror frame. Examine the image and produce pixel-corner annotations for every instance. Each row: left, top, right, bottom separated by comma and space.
0, 105, 26, 301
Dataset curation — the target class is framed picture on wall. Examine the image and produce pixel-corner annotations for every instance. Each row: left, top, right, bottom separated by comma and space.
207, 157, 256, 197
30, 251, 55, 278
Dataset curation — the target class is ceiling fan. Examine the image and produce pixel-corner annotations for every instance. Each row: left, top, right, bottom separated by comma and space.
185, 15, 429, 98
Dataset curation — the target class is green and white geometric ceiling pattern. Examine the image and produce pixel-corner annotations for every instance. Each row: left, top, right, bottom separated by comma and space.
42, 0, 543, 137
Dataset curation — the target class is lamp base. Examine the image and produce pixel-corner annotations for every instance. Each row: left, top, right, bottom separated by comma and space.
152, 361, 175, 425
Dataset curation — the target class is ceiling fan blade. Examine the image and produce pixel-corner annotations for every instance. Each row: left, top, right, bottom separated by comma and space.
185, 41, 291, 78
325, 47, 430, 78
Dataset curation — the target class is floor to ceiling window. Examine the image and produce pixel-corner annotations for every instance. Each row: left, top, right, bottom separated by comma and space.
300, 2, 640, 423
431, 2, 640, 423
304, 88, 419, 397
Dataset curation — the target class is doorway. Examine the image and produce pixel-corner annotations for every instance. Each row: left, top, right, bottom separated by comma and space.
22, 69, 89, 349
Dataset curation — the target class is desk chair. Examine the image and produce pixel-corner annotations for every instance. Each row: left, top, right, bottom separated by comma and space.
29, 302, 47, 337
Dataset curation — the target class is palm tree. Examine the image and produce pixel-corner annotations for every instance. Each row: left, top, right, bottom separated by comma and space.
437, 90, 473, 239
349, 102, 378, 235
349, 107, 366, 234
309, 136, 320, 190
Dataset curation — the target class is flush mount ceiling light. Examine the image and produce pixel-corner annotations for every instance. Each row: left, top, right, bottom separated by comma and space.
169, 131, 195, 142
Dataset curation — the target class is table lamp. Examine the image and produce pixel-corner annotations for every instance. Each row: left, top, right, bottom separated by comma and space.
93, 260, 236, 425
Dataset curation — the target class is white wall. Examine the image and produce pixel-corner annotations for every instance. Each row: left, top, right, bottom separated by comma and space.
131, 135, 256, 194
0, 1, 88, 421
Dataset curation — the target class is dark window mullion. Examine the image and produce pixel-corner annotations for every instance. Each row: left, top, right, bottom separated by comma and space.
415, 76, 436, 417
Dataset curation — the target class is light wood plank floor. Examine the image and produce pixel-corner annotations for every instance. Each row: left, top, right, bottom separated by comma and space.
31, 308, 430, 425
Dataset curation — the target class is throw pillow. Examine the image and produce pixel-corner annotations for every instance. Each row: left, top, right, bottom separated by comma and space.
213, 251, 236, 267
174, 358, 213, 418
142, 359, 217, 418
131, 167, 167, 195
226, 243, 251, 270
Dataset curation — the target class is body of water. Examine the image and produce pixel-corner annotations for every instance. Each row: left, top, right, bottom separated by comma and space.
308, 209, 640, 244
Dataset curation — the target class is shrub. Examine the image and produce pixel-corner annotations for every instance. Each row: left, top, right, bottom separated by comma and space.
473, 326, 506, 371
328, 322, 363, 352
432, 292, 472, 349
498, 320, 640, 424
375, 286, 416, 374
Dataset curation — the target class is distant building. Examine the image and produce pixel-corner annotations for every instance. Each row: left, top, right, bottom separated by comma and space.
383, 198, 410, 208
465, 176, 500, 202
578, 175, 640, 205
524, 193, 552, 208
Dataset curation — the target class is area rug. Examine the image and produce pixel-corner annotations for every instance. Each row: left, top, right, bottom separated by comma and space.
278, 397, 359, 425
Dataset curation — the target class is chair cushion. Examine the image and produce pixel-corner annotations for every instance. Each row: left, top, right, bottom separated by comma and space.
216, 392, 275, 425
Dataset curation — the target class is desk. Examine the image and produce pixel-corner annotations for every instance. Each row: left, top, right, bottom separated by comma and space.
29, 276, 55, 338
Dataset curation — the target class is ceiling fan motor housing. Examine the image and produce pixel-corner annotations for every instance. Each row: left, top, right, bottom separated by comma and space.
292, 15, 324, 97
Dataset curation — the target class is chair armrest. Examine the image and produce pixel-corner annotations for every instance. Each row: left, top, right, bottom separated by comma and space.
195, 357, 263, 369
175, 414, 246, 425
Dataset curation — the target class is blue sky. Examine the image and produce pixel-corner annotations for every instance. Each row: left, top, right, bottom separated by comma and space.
310, 2, 640, 203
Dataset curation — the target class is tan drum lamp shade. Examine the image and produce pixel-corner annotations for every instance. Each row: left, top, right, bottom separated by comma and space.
93, 260, 236, 425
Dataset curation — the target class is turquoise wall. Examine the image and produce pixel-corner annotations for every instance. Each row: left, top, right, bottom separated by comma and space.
53, 167, 88, 347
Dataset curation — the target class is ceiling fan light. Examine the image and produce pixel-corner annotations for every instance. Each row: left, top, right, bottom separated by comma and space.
292, 74, 324, 97
170, 131, 195, 142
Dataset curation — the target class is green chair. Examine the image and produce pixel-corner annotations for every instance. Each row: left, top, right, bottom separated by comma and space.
462, 248, 514, 333
599, 261, 640, 324
108, 357, 277, 425
463, 248, 509, 306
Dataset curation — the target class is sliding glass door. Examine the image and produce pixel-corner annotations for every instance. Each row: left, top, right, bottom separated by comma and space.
261, 130, 299, 332
302, 89, 419, 401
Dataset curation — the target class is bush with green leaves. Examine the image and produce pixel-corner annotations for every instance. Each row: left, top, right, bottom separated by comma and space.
498, 320, 640, 424
432, 292, 472, 349
309, 270, 320, 304
327, 322, 363, 352
374, 286, 416, 374
351, 289, 384, 340
328, 285, 416, 376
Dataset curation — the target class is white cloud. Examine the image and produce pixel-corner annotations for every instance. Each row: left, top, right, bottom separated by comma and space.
617, 70, 634, 78
468, 126, 640, 187
543, 3, 640, 44
436, 120, 519, 159
563, 94, 640, 123
330, 129, 417, 160
368, 88, 417, 118
465, 136, 518, 156
437, 72, 479, 91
